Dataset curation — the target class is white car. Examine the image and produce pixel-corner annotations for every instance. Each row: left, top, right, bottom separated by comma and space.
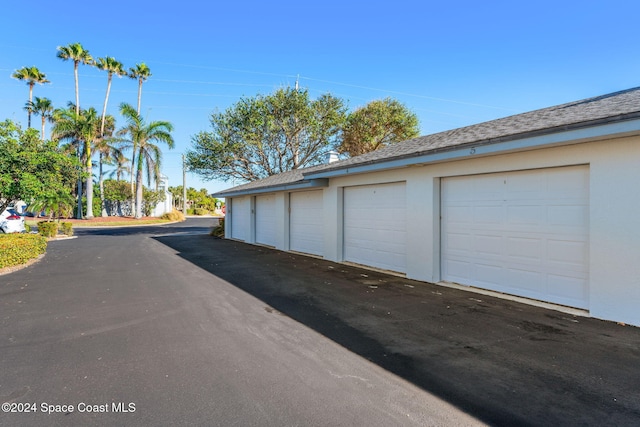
0, 208, 26, 233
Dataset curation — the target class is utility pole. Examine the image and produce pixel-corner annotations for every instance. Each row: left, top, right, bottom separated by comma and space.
182, 154, 187, 213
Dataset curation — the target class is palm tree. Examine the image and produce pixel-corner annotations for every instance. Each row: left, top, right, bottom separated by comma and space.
57, 43, 93, 218
29, 190, 75, 221
52, 106, 100, 219
128, 62, 151, 114
95, 57, 126, 136
56, 43, 93, 115
112, 150, 131, 182
127, 63, 152, 211
118, 103, 174, 218
26, 97, 54, 140
93, 114, 120, 216
12, 66, 50, 128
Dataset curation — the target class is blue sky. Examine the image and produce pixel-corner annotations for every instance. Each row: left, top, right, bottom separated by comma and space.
1, 1, 639, 194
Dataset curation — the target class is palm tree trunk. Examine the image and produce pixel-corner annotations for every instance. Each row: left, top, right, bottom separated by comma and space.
99, 152, 107, 217
74, 142, 83, 219
74, 62, 80, 115
76, 178, 83, 219
100, 75, 112, 136
27, 84, 34, 128
131, 79, 143, 215
130, 143, 137, 215
137, 79, 142, 114
85, 141, 94, 219
41, 116, 46, 141
135, 152, 144, 219
99, 75, 112, 217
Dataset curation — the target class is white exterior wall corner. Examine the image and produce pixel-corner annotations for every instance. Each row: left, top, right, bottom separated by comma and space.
403, 174, 435, 280
249, 196, 256, 244
322, 186, 343, 262
277, 192, 290, 251
587, 137, 640, 326
224, 197, 231, 237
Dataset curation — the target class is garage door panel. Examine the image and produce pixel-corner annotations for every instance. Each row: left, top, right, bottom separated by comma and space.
476, 263, 504, 284
290, 191, 324, 256
475, 205, 503, 223
548, 205, 588, 227
448, 233, 473, 252
344, 182, 406, 273
475, 235, 502, 255
255, 195, 276, 246
548, 274, 587, 301
442, 166, 589, 309
548, 239, 588, 267
507, 268, 544, 292
506, 236, 542, 260
230, 197, 249, 241
507, 205, 544, 225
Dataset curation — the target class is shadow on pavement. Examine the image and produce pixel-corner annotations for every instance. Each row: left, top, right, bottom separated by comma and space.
154, 234, 640, 427
75, 219, 218, 237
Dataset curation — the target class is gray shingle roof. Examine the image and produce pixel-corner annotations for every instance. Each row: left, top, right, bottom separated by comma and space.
215, 164, 328, 195
216, 87, 640, 196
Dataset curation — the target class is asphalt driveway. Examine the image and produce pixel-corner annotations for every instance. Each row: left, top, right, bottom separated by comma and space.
1, 219, 639, 426
156, 231, 640, 426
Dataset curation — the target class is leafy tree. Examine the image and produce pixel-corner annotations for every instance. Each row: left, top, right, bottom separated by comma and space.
186, 187, 214, 210
103, 179, 130, 216
117, 103, 174, 218
142, 187, 166, 216
26, 97, 54, 140
339, 98, 420, 157
0, 120, 77, 214
56, 43, 93, 115
187, 87, 347, 182
52, 106, 100, 218
103, 179, 130, 202
12, 66, 50, 128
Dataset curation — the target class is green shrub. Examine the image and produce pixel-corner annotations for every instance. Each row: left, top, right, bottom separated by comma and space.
161, 209, 185, 222
0, 234, 47, 268
187, 208, 196, 215
37, 221, 58, 238
60, 222, 73, 236
25, 223, 31, 233
194, 208, 208, 216
210, 218, 225, 237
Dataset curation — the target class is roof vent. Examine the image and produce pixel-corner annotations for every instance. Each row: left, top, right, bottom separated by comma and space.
326, 150, 339, 164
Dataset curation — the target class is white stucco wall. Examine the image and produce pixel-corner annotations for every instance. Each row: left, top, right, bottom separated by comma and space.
224, 135, 640, 326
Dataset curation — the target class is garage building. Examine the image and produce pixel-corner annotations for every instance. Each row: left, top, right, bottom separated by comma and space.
215, 87, 640, 327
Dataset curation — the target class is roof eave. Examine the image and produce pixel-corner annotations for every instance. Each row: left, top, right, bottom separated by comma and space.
214, 178, 329, 198
305, 117, 640, 179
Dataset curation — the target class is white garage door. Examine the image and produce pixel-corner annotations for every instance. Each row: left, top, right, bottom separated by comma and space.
290, 191, 324, 256
255, 194, 276, 246
230, 196, 250, 241
344, 182, 406, 273
441, 166, 589, 309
